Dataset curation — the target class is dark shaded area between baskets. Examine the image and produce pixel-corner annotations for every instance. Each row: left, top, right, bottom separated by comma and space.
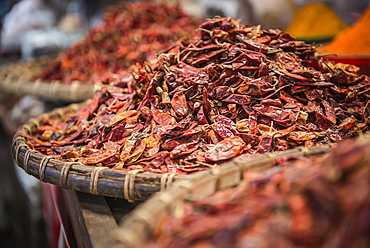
0, 120, 47, 248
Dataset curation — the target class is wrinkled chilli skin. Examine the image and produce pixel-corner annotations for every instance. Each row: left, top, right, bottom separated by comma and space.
37, 1, 200, 84
25, 17, 370, 174
145, 140, 370, 247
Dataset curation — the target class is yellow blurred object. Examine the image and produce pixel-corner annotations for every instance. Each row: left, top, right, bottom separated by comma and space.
325, 5, 370, 54
285, 2, 348, 40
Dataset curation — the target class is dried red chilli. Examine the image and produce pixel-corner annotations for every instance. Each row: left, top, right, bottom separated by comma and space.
24, 17, 370, 174
144, 140, 370, 248
37, 1, 200, 84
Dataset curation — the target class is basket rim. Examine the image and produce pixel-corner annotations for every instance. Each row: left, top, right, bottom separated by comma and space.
0, 55, 97, 102
12, 101, 334, 202
11, 101, 186, 201
112, 138, 341, 248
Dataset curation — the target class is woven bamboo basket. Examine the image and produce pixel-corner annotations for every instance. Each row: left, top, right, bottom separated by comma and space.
111, 140, 342, 248
0, 56, 97, 102
11, 100, 333, 202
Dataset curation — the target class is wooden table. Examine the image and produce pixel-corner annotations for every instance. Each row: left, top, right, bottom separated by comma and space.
44, 184, 140, 248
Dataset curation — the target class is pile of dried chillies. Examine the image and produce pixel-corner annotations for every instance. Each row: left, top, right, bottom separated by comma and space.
144, 140, 370, 247
38, 1, 200, 84
24, 17, 370, 174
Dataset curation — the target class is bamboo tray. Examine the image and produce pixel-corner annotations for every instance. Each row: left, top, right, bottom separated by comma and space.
0, 56, 97, 102
11, 101, 333, 201
112, 138, 370, 248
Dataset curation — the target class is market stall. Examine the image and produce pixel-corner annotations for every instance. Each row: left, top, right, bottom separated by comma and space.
0, 1, 369, 247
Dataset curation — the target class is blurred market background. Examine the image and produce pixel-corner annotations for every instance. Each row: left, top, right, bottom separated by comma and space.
0, 0, 369, 247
